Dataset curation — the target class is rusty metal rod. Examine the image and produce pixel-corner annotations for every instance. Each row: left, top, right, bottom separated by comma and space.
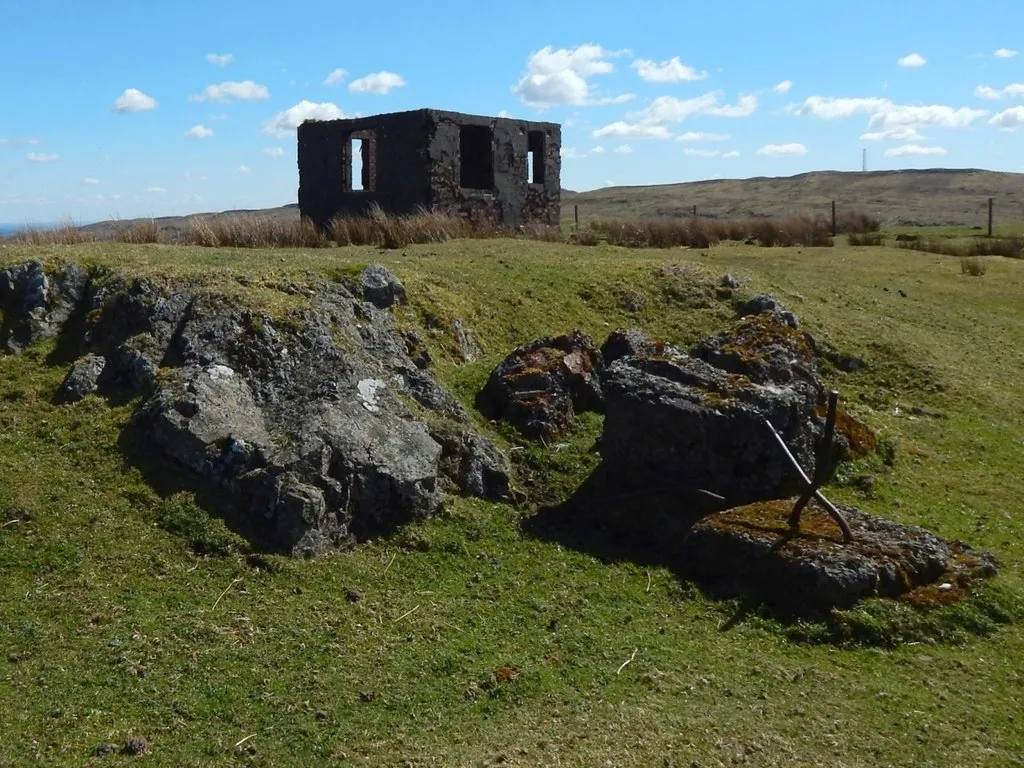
763, 416, 853, 543
790, 390, 839, 527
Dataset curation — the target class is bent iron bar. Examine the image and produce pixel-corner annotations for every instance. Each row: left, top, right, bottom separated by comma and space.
762, 389, 854, 543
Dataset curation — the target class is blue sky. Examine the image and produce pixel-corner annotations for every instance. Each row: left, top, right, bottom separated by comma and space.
2, 0, 1023, 223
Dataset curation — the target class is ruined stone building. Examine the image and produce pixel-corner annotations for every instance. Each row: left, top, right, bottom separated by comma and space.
297, 108, 561, 229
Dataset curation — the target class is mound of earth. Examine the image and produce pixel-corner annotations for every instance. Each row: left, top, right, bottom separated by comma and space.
0, 259, 510, 556
680, 499, 998, 613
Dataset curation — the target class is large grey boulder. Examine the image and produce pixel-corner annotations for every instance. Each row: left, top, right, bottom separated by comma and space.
0, 260, 88, 353
56, 354, 107, 403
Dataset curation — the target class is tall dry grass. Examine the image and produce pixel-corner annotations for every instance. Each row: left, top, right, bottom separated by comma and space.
837, 210, 881, 234
897, 236, 1023, 259
587, 214, 834, 249
9, 217, 94, 245
188, 215, 329, 248
115, 219, 162, 244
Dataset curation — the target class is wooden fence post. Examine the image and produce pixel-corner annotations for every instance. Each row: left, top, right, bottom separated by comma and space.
988, 197, 994, 238
693, 205, 697, 218
574, 205, 579, 230
831, 200, 837, 237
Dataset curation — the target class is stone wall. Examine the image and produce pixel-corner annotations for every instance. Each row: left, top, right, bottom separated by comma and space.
297, 109, 561, 230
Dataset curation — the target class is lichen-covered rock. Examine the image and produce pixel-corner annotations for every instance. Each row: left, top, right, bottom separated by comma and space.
57, 354, 107, 403
0, 260, 88, 353
679, 499, 998, 612
359, 264, 407, 309
430, 426, 512, 501
599, 350, 821, 505
736, 293, 798, 328
599, 327, 678, 365
452, 319, 482, 363
478, 329, 604, 440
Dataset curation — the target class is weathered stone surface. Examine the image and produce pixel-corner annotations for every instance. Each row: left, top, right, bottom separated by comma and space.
478, 329, 603, 440
57, 354, 107, 403
599, 348, 821, 505
452, 319, 482, 363
359, 264, 407, 309
736, 293, 799, 328
600, 327, 677, 366
680, 499, 998, 612
0, 260, 88, 353
721, 274, 740, 289
430, 426, 512, 501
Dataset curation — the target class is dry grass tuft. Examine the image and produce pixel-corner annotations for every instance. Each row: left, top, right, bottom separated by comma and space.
10, 217, 94, 245
837, 210, 881, 234
848, 232, 886, 246
115, 219, 162, 244
960, 256, 988, 276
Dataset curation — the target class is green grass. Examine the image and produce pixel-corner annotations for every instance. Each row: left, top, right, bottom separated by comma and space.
1, 239, 1023, 766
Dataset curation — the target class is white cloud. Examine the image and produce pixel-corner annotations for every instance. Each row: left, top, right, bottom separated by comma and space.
324, 68, 348, 86
884, 144, 947, 157
630, 56, 706, 83
512, 44, 632, 107
237, 165, 251, 173
206, 53, 234, 67
261, 100, 344, 137
348, 71, 406, 94
722, 150, 741, 158
83, 177, 100, 185
773, 80, 793, 94
189, 80, 270, 103
113, 88, 157, 113
592, 121, 672, 139
898, 53, 927, 68
684, 148, 720, 158
590, 145, 605, 154
185, 125, 213, 139
1, 136, 41, 146
614, 144, 633, 154
145, 186, 167, 193
860, 127, 923, 141
676, 131, 731, 142
989, 106, 1024, 130
974, 83, 1024, 100
625, 90, 756, 125
868, 104, 987, 130
995, 48, 1019, 59
793, 96, 891, 119
262, 147, 285, 158
705, 94, 757, 117
757, 143, 807, 156
26, 152, 60, 163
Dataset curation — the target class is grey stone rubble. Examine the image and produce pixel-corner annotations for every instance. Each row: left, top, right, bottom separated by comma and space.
0, 259, 510, 557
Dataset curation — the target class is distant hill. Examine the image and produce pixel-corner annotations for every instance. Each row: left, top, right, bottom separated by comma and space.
75, 169, 1024, 239
564, 169, 1024, 226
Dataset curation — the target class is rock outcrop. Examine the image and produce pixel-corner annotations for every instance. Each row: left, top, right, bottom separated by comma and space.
0, 260, 510, 556
477, 329, 604, 440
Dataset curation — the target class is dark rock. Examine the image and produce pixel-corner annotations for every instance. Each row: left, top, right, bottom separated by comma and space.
690, 313, 822, 400
91, 743, 119, 758
679, 499, 999, 612
818, 344, 869, 373
431, 426, 512, 500
0, 261, 88, 353
600, 328, 679, 365
401, 327, 431, 369
598, 349, 822, 506
56, 354, 106, 403
121, 736, 148, 756
720, 274, 740, 289
359, 264, 407, 309
478, 330, 603, 440
735, 293, 799, 329
346, 588, 363, 603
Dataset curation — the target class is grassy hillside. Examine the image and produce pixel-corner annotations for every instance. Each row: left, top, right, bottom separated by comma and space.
1, 239, 1022, 766
565, 168, 1024, 228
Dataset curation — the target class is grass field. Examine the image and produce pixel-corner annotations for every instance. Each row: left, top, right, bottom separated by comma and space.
1, 238, 1023, 767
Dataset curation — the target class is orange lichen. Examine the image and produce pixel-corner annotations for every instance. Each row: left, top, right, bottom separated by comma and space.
817, 406, 878, 458
717, 314, 813, 366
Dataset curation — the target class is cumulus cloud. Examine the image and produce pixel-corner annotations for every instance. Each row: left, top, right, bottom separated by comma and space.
757, 143, 807, 156
592, 121, 672, 139
627, 91, 756, 124
614, 144, 633, 154
722, 150, 740, 158
83, 177, 100, 185
237, 165, 251, 173
706, 94, 757, 117
189, 80, 270, 103
974, 83, 1024, 100
630, 56, 706, 83
262, 147, 285, 158
995, 48, 1019, 59
884, 144, 947, 157
324, 68, 348, 86
348, 71, 406, 94
206, 53, 233, 67
145, 186, 167, 193
683, 148, 720, 158
26, 152, 60, 163
261, 100, 344, 137
989, 106, 1024, 130
590, 145, 605, 154
773, 80, 793, 94
113, 88, 157, 113
794, 95, 987, 130
860, 127, 923, 141
185, 125, 213, 139
676, 131, 731, 142
512, 44, 633, 107
792, 96, 891, 119
898, 53, 927, 68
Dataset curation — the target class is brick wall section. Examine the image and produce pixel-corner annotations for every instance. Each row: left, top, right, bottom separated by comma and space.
297, 108, 560, 230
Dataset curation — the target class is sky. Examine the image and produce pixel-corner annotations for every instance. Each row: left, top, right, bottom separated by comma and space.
2, 0, 1023, 223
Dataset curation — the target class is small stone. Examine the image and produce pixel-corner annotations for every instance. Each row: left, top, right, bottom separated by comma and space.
346, 588, 363, 603
721, 274, 740, 289
359, 264, 407, 309
91, 743, 119, 758
359, 690, 378, 702
121, 736, 148, 756
56, 354, 106, 404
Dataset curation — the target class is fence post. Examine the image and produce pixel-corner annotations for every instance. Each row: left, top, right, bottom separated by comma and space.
988, 197, 994, 238
831, 200, 837, 237
574, 204, 579, 230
